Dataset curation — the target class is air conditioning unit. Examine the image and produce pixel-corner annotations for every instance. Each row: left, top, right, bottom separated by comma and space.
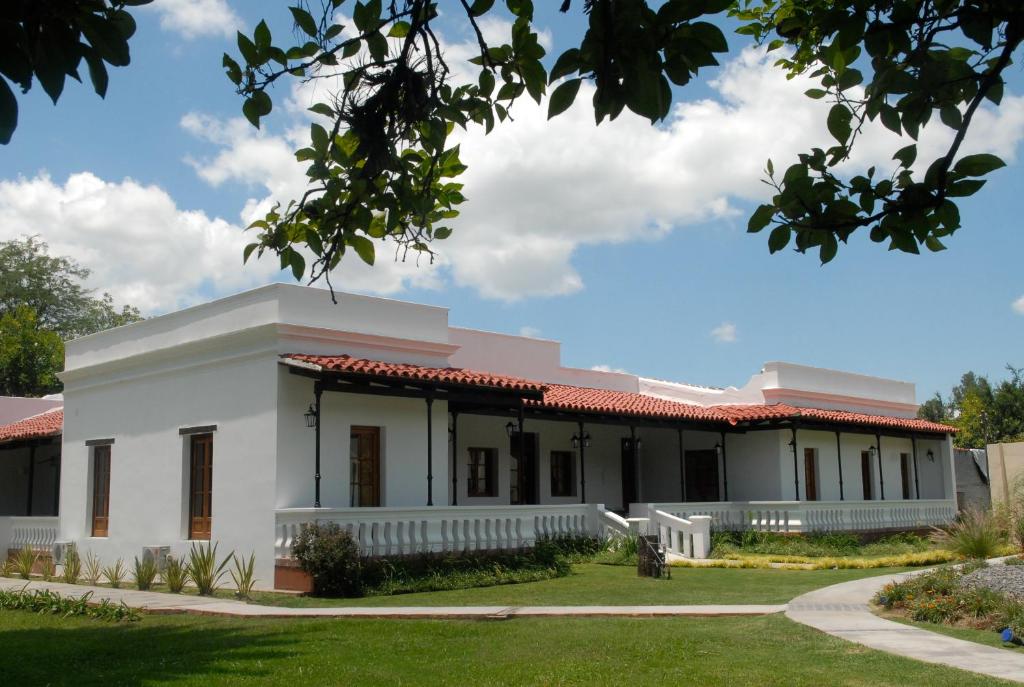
52, 541, 75, 566
142, 546, 171, 571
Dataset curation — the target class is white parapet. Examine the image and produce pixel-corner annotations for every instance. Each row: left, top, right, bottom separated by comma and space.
3, 516, 60, 553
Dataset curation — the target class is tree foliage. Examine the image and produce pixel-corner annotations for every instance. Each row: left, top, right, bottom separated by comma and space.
0, 236, 142, 396
223, 0, 1022, 287
0, 1, 152, 145
919, 367, 1024, 448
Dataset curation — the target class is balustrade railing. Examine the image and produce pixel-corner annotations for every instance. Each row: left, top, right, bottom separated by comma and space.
2, 516, 59, 553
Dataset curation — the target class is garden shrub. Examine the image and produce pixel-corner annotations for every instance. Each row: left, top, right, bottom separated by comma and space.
292, 522, 363, 597
710, 530, 934, 559
930, 508, 1005, 560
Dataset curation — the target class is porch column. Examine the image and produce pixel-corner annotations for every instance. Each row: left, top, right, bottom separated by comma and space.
876, 432, 885, 500
678, 428, 686, 501
26, 443, 36, 516
719, 431, 729, 501
835, 431, 844, 501
426, 396, 434, 506
578, 421, 587, 504
790, 426, 800, 500
451, 411, 459, 506
313, 383, 322, 508
517, 407, 526, 475
911, 435, 921, 500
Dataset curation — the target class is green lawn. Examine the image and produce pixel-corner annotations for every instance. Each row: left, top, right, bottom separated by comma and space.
0, 610, 1011, 686
242, 563, 912, 607
882, 611, 1024, 653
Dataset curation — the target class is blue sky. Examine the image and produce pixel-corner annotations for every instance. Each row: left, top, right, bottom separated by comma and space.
3, 0, 1023, 400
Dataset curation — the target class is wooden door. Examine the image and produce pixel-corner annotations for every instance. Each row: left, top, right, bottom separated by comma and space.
350, 426, 381, 507
685, 450, 720, 502
188, 434, 213, 540
91, 445, 111, 537
621, 438, 638, 510
860, 451, 873, 500
510, 432, 538, 505
804, 448, 818, 501
900, 453, 912, 500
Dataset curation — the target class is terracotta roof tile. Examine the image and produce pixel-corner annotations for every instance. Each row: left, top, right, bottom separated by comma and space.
534, 384, 723, 422
0, 408, 63, 444
713, 403, 956, 434
282, 354, 547, 393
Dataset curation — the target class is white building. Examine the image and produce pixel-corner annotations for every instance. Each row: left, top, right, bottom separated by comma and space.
0, 284, 957, 590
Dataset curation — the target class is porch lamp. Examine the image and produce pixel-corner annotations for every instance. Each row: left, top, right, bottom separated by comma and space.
714, 441, 723, 458
304, 403, 318, 429
624, 437, 642, 451
505, 421, 515, 437
571, 432, 591, 449
927, 449, 935, 462
869, 445, 877, 459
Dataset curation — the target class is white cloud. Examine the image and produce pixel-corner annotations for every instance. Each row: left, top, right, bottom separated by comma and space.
518, 325, 541, 338
181, 41, 1024, 302
1013, 295, 1024, 315
591, 364, 629, 374
148, 0, 242, 39
0, 172, 277, 313
710, 322, 737, 343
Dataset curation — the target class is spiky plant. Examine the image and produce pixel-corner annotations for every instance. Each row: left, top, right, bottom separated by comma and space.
187, 542, 231, 596
61, 544, 82, 584
84, 551, 102, 585
102, 559, 127, 589
931, 508, 1005, 560
132, 556, 158, 591
230, 552, 257, 599
15, 546, 37, 580
163, 555, 189, 593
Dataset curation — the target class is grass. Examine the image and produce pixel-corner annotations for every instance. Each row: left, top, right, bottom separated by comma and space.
882, 611, 1024, 653
236, 563, 913, 608
0, 610, 1013, 686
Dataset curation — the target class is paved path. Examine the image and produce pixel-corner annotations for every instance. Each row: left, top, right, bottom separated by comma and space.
0, 578, 783, 618
787, 568, 1024, 684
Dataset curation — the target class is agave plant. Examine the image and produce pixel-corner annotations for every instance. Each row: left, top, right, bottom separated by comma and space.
187, 542, 231, 596
102, 559, 127, 589
40, 557, 55, 581
84, 551, 102, 585
61, 544, 82, 584
132, 556, 158, 591
15, 545, 37, 580
163, 555, 189, 593
230, 552, 257, 599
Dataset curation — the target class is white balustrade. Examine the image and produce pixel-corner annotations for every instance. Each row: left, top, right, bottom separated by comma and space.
275, 504, 601, 559
648, 510, 711, 559
3, 516, 60, 553
639, 499, 956, 534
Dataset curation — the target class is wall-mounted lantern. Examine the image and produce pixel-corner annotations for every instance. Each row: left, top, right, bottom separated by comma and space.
304, 403, 318, 429
927, 449, 935, 462
571, 432, 591, 449
505, 421, 515, 437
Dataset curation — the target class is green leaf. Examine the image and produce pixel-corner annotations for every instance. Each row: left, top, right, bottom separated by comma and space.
310, 122, 329, 152
549, 48, 580, 83
388, 20, 411, 38
84, 51, 109, 97
237, 32, 259, 65
804, 88, 826, 99
350, 235, 376, 265
953, 153, 1005, 178
939, 106, 962, 130
470, 0, 496, 16
242, 91, 272, 128
254, 20, 272, 51
946, 179, 985, 197
768, 226, 791, 253
242, 243, 259, 264
826, 104, 852, 144
434, 227, 453, 240
0, 77, 16, 144
819, 235, 838, 264
892, 144, 916, 169
288, 250, 305, 280
878, 104, 900, 135
547, 78, 581, 119
747, 204, 774, 233
290, 7, 319, 37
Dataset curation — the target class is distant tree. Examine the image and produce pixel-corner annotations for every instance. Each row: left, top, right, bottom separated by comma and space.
917, 392, 947, 423
0, 235, 141, 396
0, 1, 152, 144
0, 235, 141, 339
0, 306, 63, 397
924, 366, 1024, 448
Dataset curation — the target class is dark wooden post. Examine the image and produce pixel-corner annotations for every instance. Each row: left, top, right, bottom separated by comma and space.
911, 435, 921, 500
26, 443, 36, 516
578, 421, 587, 504
720, 431, 728, 501
678, 428, 686, 501
313, 383, 322, 508
876, 432, 885, 500
451, 411, 459, 506
791, 426, 800, 500
426, 396, 434, 506
52, 448, 60, 516
835, 431, 844, 501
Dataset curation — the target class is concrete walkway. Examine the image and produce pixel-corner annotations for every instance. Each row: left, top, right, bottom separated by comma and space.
0, 578, 783, 619
787, 569, 1024, 684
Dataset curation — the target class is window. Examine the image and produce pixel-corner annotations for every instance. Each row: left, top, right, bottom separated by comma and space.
550, 451, 576, 497
90, 445, 111, 537
467, 447, 497, 497
350, 426, 381, 507
188, 434, 213, 540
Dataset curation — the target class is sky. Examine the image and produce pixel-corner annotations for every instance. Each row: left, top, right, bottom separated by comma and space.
3, 0, 1023, 401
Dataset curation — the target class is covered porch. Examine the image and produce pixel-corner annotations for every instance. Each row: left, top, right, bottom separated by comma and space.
0, 409, 63, 559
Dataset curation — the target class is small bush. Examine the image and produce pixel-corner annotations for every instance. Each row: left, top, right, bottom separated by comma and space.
230, 552, 257, 599
292, 522, 363, 597
0, 557, 14, 578
593, 533, 639, 566
61, 544, 81, 584
102, 559, 126, 588
163, 555, 189, 593
40, 557, 55, 581
84, 551, 102, 586
0, 587, 140, 622
15, 546, 36, 579
187, 542, 231, 596
132, 556, 158, 591
931, 508, 1005, 560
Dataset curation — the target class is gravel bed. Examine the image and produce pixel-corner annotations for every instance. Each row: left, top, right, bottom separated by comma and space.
961, 562, 1024, 599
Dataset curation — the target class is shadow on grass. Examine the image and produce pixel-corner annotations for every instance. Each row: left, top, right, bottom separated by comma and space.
0, 614, 296, 686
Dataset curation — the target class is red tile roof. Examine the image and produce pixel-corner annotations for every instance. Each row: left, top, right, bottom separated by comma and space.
713, 403, 956, 434
282, 354, 546, 394
535, 384, 724, 422
0, 408, 63, 444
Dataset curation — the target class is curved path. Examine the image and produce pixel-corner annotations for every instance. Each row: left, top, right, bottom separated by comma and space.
787, 570, 1024, 684
0, 578, 782, 618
